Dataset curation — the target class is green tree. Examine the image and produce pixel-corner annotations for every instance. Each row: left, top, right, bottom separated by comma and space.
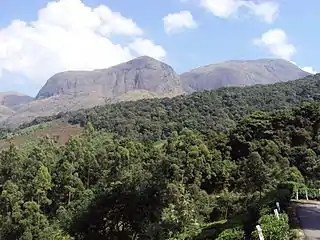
32, 165, 52, 206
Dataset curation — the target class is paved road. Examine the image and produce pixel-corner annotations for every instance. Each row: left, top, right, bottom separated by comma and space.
297, 203, 320, 239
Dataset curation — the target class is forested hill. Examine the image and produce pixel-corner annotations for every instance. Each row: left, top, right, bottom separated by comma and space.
1, 94, 320, 239
1, 73, 320, 239
19, 73, 318, 139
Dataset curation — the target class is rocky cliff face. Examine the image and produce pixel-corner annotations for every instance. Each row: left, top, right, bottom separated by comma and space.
36, 56, 184, 101
181, 59, 310, 92
2, 56, 185, 127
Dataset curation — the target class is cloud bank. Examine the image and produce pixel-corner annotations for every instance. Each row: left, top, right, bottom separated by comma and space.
0, 0, 166, 87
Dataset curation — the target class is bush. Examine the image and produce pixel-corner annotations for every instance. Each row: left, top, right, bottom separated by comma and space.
252, 213, 290, 240
216, 227, 245, 240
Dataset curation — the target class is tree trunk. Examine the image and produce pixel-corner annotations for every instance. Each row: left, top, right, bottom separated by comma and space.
68, 191, 71, 205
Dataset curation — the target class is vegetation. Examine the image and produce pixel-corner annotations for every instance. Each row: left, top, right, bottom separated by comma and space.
0, 121, 82, 149
20, 73, 320, 140
1, 74, 320, 239
252, 214, 290, 240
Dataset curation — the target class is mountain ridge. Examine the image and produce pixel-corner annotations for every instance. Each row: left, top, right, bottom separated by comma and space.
181, 58, 310, 92
35, 55, 183, 100
0, 56, 313, 127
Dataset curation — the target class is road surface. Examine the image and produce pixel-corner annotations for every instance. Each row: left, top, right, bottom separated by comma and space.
297, 203, 320, 239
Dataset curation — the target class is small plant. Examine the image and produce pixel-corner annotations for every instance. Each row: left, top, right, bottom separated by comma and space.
252, 213, 290, 240
216, 227, 245, 240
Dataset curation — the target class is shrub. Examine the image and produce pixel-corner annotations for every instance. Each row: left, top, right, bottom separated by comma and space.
216, 227, 245, 240
252, 213, 290, 240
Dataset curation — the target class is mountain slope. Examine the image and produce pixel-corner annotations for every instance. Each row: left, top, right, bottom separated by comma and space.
181, 59, 311, 92
2, 56, 185, 127
36, 56, 184, 100
18, 73, 320, 139
0, 92, 33, 122
0, 57, 315, 128
0, 92, 33, 109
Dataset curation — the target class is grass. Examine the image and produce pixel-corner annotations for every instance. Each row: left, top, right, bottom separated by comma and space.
0, 120, 83, 149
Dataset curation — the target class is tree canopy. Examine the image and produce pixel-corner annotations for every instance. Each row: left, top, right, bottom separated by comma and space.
1, 73, 320, 239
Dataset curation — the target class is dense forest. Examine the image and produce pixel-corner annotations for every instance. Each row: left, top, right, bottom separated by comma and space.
1, 74, 320, 239
20, 73, 319, 140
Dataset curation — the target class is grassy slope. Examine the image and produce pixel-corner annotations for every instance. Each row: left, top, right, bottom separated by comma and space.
0, 121, 82, 149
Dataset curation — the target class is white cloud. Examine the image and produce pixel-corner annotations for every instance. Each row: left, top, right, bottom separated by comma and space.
253, 28, 296, 60
254, 31, 317, 74
0, 0, 165, 87
290, 61, 317, 74
163, 11, 198, 35
128, 38, 166, 60
200, 0, 279, 23
201, 0, 241, 18
302, 66, 317, 74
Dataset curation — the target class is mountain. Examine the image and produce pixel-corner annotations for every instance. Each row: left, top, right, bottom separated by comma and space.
18, 73, 320, 141
2, 56, 185, 127
0, 57, 314, 128
0, 92, 33, 109
181, 59, 311, 92
0, 92, 33, 122
36, 56, 184, 101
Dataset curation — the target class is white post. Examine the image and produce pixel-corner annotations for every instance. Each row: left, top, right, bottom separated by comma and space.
274, 209, 280, 220
256, 225, 264, 240
276, 202, 280, 212
305, 189, 309, 200
296, 190, 299, 200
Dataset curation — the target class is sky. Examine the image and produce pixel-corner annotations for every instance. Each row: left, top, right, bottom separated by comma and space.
0, 0, 319, 96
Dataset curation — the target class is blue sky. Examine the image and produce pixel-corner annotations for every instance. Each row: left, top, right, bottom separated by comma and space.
0, 0, 318, 96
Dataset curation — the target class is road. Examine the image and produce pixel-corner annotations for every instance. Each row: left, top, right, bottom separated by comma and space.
297, 203, 320, 239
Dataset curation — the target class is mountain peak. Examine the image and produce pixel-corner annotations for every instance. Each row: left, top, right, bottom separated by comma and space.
134, 55, 159, 61
120, 56, 168, 69
181, 58, 310, 92
35, 56, 183, 101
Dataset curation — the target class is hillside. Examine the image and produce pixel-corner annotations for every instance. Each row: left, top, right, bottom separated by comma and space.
0, 56, 185, 127
0, 121, 82, 149
14, 73, 320, 142
0, 57, 312, 128
181, 59, 310, 92
0, 81, 319, 238
0, 92, 33, 109
0, 92, 33, 121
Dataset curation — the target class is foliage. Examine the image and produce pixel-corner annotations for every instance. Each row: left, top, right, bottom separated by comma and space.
252, 214, 290, 240
1, 75, 320, 238
216, 227, 245, 240
19, 74, 320, 140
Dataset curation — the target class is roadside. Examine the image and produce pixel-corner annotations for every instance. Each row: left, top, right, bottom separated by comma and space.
288, 201, 305, 240
290, 200, 320, 240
